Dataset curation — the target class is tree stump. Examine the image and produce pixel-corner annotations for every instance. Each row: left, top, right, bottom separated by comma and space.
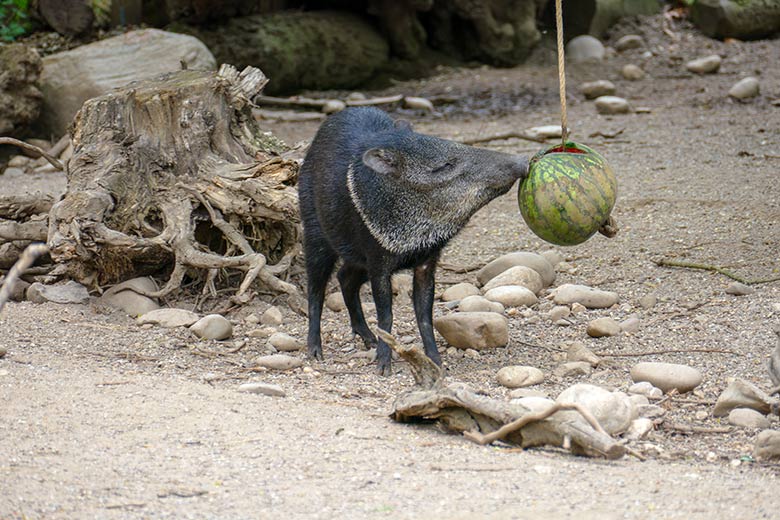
46, 64, 301, 300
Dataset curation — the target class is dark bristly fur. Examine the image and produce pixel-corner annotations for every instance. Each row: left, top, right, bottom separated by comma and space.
299, 107, 528, 375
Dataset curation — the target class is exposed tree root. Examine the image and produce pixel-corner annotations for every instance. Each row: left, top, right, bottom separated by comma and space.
0, 137, 63, 170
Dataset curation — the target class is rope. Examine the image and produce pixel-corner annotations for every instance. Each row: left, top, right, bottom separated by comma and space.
555, 0, 569, 145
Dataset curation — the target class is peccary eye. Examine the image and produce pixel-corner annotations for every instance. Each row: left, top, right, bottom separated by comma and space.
431, 162, 454, 174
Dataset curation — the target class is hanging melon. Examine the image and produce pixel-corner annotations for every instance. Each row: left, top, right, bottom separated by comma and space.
518, 142, 617, 246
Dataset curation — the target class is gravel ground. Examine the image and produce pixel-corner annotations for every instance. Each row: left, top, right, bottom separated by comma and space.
1, 14, 779, 520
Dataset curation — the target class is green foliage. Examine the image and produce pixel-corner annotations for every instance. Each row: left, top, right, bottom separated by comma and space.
0, 0, 30, 42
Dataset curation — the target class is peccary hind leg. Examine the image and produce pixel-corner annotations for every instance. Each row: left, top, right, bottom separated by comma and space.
337, 263, 377, 349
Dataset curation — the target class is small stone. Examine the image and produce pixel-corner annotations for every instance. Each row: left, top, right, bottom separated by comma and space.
570, 302, 587, 315
553, 284, 619, 308
580, 80, 616, 100
526, 125, 566, 140
615, 34, 644, 52
477, 252, 555, 287
587, 317, 622, 338
238, 382, 286, 397
482, 266, 543, 294
637, 404, 666, 419
628, 394, 649, 407
321, 99, 346, 114
464, 348, 479, 359
621, 64, 645, 81
433, 312, 508, 350
725, 281, 755, 296
728, 408, 770, 429
346, 92, 366, 102
754, 430, 780, 461
595, 96, 631, 114
458, 295, 504, 314
638, 293, 657, 309
403, 96, 434, 112
566, 35, 605, 63
549, 305, 570, 322
624, 418, 654, 440
190, 314, 233, 340
496, 366, 544, 388
392, 273, 413, 297
446, 346, 464, 359
728, 77, 760, 100
8, 155, 29, 167
695, 410, 709, 421
261, 306, 283, 326
138, 308, 200, 328
101, 277, 159, 316
245, 314, 261, 325
686, 54, 721, 74
628, 381, 663, 399
248, 326, 277, 338
325, 292, 346, 312
508, 388, 548, 399
483, 285, 538, 307
539, 249, 563, 267
252, 354, 303, 371
713, 379, 777, 417
442, 282, 481, 302
556, 384, 636, 435
26, 281, 90, 305
566, 342, 601, 366
630, 362, 703, 394
553, 361, 592, 378
6, 279, 29, 302
619, 316, 640, 333
268, 332, 302, 352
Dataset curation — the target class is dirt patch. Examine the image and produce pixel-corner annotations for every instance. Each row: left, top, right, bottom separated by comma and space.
2, 13, 780, 519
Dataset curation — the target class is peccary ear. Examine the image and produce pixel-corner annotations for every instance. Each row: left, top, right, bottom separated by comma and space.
394, 119, 412, 131
362, 148, 400, 177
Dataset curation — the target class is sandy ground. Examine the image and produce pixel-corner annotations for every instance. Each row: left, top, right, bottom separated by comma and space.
1, 15, 780, 520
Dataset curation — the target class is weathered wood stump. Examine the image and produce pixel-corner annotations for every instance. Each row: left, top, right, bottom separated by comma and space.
44, 64, 301, 300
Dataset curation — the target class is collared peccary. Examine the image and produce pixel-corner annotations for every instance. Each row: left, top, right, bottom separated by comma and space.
299, 107, 528, 375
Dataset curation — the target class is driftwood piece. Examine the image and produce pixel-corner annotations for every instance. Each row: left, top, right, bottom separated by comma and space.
46, 64, 301, 298
380, 330, 626, 459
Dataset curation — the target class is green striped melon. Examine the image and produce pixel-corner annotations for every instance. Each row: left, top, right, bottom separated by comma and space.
518, 141, 617, 246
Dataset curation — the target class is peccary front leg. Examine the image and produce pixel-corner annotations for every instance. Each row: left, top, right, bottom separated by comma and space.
370, 270, 395, 376
337, 263, 377, 350
304, 236, 337, 360
413, 254, 442, 366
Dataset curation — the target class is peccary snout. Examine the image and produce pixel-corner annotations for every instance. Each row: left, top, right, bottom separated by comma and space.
298, 107, 529, 375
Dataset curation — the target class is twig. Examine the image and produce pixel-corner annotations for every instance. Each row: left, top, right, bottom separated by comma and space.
105, 503, 147, 510
660, 422, 731, 434
157, 489, 208, 499
346, 94, 404, 106
596, 347, 739, 357
464, 402, 609, 445
0, 137, 64, 170
655, 259, 780, 285
460, 130, 546, 145
95, 381, 131, 386
0, 243, 49, 314
648, 395, 716, 406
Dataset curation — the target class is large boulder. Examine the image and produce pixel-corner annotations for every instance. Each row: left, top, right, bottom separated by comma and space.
37, 29, 216, 136
174, 11, 389, 95
690, 0, 780, 40
0, 44, 43, 138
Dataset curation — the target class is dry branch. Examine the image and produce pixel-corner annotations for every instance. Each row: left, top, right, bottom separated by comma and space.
382, 330, 626, 459
461, 130, 547, 145
0, 137, 63, 170
0, 243, 48, 313
656, 259, 780, 285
